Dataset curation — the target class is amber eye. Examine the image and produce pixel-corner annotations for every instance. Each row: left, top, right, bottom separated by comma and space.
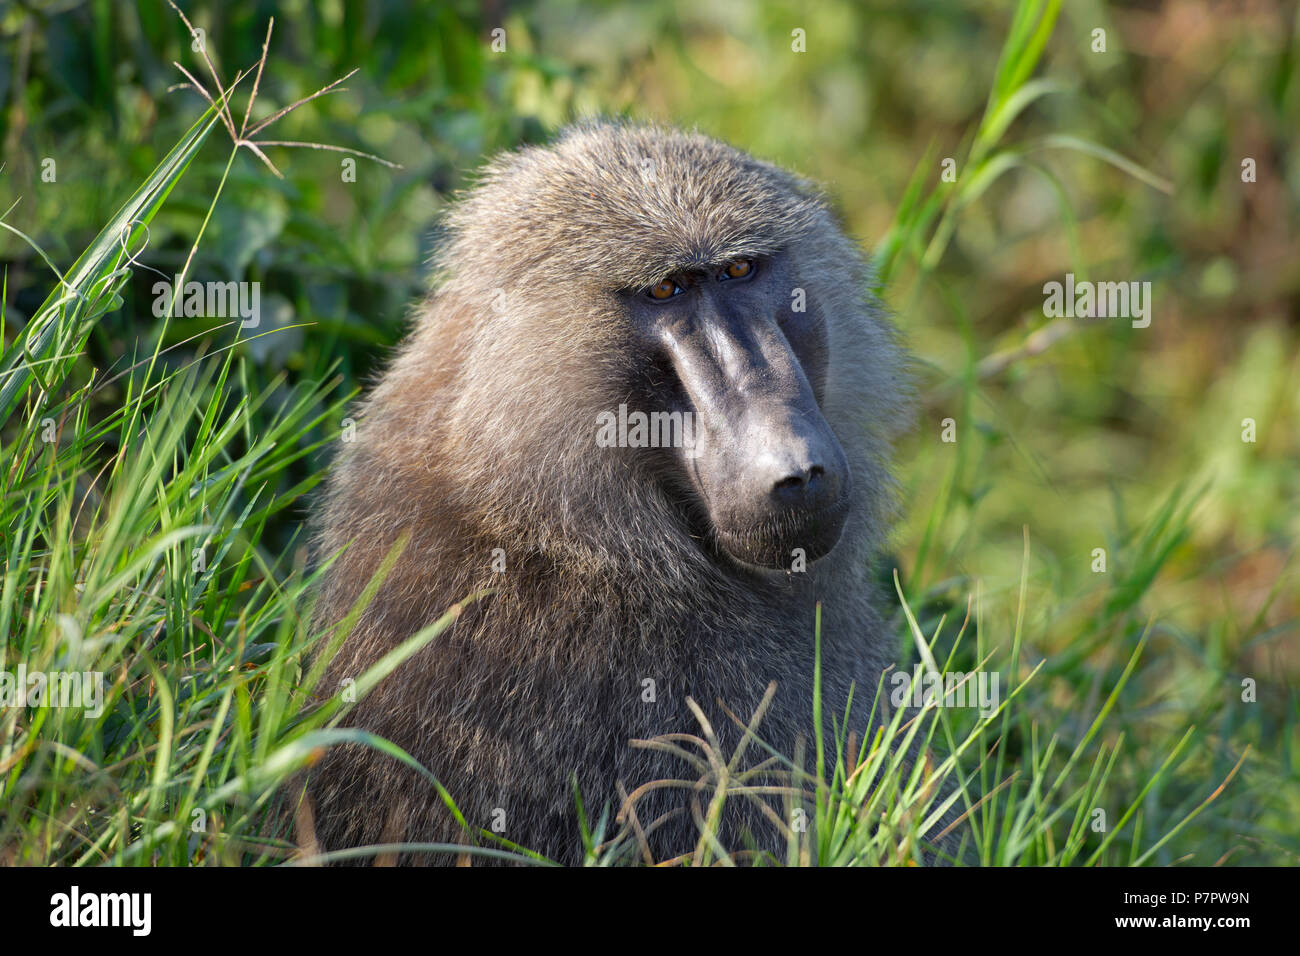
722, 259, 753, 280
648, 278, 682, 300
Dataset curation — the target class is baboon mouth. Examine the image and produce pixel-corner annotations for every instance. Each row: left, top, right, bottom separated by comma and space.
713, 497, 851, 571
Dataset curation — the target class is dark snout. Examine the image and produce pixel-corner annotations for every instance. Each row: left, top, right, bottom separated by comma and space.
700, 396, 851, 568
659, 300, 851, 571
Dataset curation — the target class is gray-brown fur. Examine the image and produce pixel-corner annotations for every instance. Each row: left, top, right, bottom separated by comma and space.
304, 122, 913, 864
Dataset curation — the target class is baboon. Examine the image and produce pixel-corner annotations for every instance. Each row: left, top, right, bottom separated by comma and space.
305, 122, 915, 864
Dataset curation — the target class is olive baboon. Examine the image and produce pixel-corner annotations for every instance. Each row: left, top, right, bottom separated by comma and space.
305, 122, 914, 864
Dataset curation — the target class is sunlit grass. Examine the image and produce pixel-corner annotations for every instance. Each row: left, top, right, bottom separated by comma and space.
0, 0, 1293, 866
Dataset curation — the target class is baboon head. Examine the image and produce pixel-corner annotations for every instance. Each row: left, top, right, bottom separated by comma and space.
410, 122, 905, 576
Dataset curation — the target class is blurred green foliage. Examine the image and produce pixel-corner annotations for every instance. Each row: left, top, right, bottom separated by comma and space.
1, 0, 1297, 864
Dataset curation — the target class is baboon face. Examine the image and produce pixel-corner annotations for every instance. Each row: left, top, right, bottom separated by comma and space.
622, 250, 851, 571
446, 124, 874, 572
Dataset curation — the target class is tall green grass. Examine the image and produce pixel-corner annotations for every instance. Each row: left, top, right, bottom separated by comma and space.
0, 0, 1276, 865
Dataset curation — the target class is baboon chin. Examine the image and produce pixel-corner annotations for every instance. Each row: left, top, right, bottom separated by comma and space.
713, 494, 851, 571
306, 121, 912, 864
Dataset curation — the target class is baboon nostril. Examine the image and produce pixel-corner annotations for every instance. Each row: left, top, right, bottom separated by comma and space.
774, 473, 806, 491
771, 464, 828, 501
